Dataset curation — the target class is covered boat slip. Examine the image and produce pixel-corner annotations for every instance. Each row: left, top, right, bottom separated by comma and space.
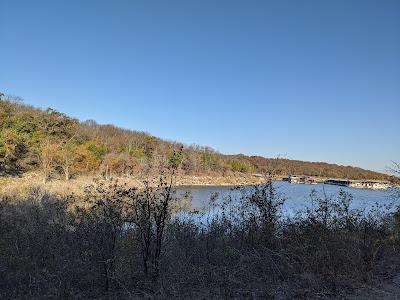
324, 179, 391, 190
285, 176, 392, 190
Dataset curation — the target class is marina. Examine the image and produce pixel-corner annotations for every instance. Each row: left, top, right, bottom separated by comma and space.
284, 175, 392, 190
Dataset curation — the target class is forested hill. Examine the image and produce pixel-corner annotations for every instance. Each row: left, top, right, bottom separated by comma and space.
0, 93, 392, 181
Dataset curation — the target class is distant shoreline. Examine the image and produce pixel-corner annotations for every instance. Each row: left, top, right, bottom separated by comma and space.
0, 173, 397, 199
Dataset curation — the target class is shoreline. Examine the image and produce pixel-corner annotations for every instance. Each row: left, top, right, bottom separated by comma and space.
0, 173, 396, 199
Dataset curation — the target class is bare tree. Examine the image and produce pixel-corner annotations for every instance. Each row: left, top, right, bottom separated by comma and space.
389, 161, 400, 201
59, 143, 77, 180
389, 161, 400, 177
84, 180, 126, 291
125, 149, 181, 279
39, 140, 59, 183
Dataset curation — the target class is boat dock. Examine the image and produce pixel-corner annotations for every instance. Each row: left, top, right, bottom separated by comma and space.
284, 175, 322, 185
324, 179, 391, 190
284, 176, 391, 190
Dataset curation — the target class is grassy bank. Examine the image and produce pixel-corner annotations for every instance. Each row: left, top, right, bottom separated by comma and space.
0, 172, 267, 199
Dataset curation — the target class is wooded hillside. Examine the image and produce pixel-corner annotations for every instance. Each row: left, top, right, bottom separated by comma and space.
0, 93, 392, 181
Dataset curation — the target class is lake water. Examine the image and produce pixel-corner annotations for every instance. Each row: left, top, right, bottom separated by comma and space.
177, 181, 399, 216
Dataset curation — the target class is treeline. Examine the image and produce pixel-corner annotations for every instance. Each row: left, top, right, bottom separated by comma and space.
245, 156, 392, 180
0, 93, 392, 181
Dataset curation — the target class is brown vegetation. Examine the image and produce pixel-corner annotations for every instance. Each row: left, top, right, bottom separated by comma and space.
0, 164, 399, 298
0, 93, 394, 183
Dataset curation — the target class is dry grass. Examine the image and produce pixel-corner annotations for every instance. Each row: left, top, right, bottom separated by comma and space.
0, 172, 266, 200
0, 177, 399, 299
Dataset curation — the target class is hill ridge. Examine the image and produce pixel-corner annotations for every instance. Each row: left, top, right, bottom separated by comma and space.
0, 93, 392, 182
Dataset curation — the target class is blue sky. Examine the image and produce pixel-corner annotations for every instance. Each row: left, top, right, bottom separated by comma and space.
1, 0, 399, 172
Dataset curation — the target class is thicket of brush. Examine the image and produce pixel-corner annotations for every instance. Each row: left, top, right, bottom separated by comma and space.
0, 172, 399, 299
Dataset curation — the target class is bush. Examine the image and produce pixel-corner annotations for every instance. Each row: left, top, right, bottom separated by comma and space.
0, 180, 398, 298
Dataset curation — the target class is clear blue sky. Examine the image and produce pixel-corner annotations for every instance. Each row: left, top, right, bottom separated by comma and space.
1, 0, 399, 172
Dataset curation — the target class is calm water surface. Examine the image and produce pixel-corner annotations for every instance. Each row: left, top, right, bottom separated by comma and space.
177, 181, 399, 216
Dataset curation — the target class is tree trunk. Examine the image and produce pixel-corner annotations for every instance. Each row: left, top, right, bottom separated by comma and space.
65, 165, 70, 181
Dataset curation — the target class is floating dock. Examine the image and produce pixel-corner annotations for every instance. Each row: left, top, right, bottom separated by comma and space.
285, 175, 320, 185
285, 176, 391, 190
324, 179, 391, 190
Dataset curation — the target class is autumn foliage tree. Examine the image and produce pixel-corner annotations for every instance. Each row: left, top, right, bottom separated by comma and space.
0, 93, 392, 181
